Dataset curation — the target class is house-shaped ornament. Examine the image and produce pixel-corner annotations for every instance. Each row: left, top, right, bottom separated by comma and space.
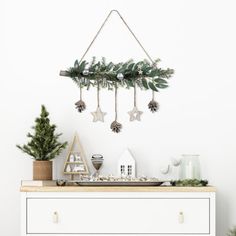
118, 149, 136, 178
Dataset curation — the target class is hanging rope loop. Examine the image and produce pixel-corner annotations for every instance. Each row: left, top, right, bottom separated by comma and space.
79, 10, 155, 65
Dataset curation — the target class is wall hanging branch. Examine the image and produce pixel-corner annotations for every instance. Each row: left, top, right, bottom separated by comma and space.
59, 10, 174, 133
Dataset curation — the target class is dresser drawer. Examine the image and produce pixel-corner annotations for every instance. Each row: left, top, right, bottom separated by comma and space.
27, 198, 210, 234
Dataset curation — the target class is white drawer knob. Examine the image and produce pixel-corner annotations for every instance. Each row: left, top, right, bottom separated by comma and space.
53, 211, 59, 223
178, 211, 184, 224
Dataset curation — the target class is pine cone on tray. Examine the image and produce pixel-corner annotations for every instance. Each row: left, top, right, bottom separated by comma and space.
148, 100, 159, 113
110, 121, 122, 133
75, 100, 86, 113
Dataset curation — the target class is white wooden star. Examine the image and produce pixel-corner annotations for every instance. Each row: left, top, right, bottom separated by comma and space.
128, 106, 143, 121
137, 65, 143, 75
137, 64, 142, 69
91, 107, 106, 122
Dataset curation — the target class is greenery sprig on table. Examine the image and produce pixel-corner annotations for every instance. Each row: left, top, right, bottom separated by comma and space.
228, 227, 236, 236
60, 57, 174, 91
170, 179, 208, 187
16, 105, 67, 160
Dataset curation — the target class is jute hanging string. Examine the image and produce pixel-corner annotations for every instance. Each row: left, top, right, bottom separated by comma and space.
60, 10, 174, 133
128, 83, 143, 122
110, 83, 122, 133
78, 10, 155, 64
75, 86, 86, 112
91, 79, 106, 122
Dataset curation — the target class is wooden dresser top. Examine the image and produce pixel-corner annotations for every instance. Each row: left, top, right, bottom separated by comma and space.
20, 186, 216, 192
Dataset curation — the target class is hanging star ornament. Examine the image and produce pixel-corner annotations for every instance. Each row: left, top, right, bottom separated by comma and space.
128, 106, 143, 121
91, 107, 106, 122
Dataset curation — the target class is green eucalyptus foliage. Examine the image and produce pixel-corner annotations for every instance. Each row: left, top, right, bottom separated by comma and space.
60, 57, 174, 91
16, 105, 67, 161
228, 227, 236, 236
170, 179, 208, 187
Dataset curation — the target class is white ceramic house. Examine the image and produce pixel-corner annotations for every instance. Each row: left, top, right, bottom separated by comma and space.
118, 149, 136, 177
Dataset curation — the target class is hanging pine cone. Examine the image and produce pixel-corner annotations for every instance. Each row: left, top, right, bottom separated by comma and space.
110, 121, 122, 133
148, 100, 159, 113
75, 100, 86, 113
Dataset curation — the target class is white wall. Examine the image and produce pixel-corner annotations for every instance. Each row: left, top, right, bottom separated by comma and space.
1, 0, 236, 235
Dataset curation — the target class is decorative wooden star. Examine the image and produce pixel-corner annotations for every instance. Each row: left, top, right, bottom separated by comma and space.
137, 64, 143, 75
138, 69, 143, 75
128, 106, 143, 121
91, 107, 106, 122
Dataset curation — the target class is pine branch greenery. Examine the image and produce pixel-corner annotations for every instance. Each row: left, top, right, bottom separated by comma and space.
228, 227, 236, 236
16, 105, 68, 161
60, 57, 174, 91
170, 179, 208, 187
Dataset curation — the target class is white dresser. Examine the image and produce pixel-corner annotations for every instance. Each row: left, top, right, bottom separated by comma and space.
20, 186, 216, 236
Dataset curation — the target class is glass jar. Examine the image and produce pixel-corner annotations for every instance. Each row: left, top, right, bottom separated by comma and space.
179, 155, 201, 180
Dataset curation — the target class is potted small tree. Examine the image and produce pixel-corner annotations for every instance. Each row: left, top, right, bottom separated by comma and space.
17, 105, 67, 180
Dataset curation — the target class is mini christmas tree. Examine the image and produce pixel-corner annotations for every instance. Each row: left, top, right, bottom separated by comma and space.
17, 105, 67, 160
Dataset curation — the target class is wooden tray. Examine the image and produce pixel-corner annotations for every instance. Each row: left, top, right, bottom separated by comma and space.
73, 181, 165, 186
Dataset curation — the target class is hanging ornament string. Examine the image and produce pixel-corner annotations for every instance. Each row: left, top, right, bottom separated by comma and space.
115, 84, 118, 121
152, 90, 155, 101
75, 86, 86, 113
91, 79, 106, 122
128, 83, 143, 121
111, 83, 122, 133
78, 10, 155, 65
97, 81, 100, 108
80, 86, 82, 100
